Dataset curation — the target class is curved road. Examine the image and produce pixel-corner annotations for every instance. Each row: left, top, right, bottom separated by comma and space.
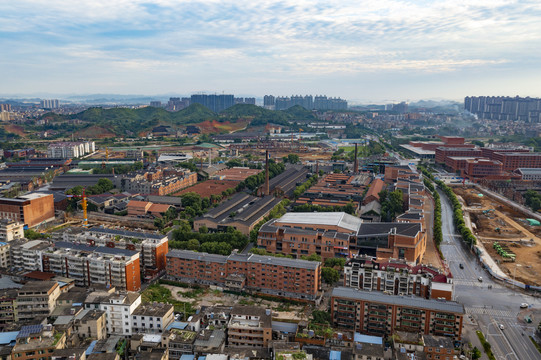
438, 188, 541, 360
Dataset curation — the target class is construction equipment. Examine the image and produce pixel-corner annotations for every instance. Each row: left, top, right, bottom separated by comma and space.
67, 188, 88, 227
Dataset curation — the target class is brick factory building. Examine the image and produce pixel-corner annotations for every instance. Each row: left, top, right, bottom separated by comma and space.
257, 212, 363, 260
0, 193, 54, 228
331, 287, 464, 338
490, 152, 541, 171
166, 250, 321, 301
194, 193, 282, 235
343, 256, 453, 300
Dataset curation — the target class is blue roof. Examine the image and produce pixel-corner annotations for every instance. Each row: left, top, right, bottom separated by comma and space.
85, 340, 98, 355
0, 331, 19, 345
17, 324, 43, 339
271, 321, 298, 334
198, 357, 206, 360
329, 350, 341, 360
0, 242, 8, 246
354, 333, 383, 345
180, 355, 195, 360
166, 321, 188, 330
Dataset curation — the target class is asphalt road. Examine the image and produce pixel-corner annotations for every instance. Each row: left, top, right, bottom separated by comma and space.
438, 188, 541, 360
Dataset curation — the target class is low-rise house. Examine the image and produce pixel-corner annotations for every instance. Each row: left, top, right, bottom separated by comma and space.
16, 281, 61, 323
132, 302, 174, 334
227, 306, 272, 348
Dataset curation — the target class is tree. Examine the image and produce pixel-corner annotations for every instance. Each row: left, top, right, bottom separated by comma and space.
471, 347, 482, 360
311, 310, 331, 325
198, 225, 208, 234
321, 267, 340, 284
287, 154, 300, 164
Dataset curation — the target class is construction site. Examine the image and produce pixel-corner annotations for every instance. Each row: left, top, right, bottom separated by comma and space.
453, 186, 541, 286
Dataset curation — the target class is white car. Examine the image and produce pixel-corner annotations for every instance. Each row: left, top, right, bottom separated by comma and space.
520, 303, 529, 309
478, 277, 483, 282
499, 324, 505, 330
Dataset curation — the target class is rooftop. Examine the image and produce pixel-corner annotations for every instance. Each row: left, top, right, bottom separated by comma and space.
332, 287, 464, 314
357, 222, 422, 238
133, 303, 174, 317
277, 212, 363, 232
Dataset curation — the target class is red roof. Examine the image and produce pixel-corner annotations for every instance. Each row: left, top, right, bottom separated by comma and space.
23, 271, 56, 281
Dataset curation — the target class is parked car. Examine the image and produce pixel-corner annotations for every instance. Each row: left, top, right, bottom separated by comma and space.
520, 303, 529, 309
478, 277, 483, 282
499, 324, 505, 330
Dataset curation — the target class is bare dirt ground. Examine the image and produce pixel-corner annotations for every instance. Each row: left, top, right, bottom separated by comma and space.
453, 186, 541, 286
163, 285, 310, 321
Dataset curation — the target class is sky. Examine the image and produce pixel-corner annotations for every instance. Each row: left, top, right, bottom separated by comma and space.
1, 0, 541, 104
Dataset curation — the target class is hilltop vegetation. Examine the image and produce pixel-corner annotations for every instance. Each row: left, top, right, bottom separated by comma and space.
39, 103, 319, 137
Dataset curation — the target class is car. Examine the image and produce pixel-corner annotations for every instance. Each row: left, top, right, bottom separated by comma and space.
459, 263, 464, 269
520, 303, 529, 309
478, 277, 483, 282
499, 324, 505, 330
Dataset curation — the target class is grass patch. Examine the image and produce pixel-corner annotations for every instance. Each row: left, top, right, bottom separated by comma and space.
476, 331, 496, 360
142, 284, 196, 319
530, 336, 541, 354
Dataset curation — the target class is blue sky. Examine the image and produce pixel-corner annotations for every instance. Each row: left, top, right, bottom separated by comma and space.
1, 0, 540, 103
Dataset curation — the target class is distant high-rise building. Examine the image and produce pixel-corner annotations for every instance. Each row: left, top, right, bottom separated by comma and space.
0, 104, 11, 112
234, 97, 244, 104
150, 101, 162, 108
263, 95, 275, 106
244, 97, 256, 105
166, 97, 189, 111
465, 96, 541, 122
40, 99, 59, 109
190, 94, 234, 112
392, 101, 408, 114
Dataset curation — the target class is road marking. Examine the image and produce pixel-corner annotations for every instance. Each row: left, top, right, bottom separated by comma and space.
465, 307, 515, 318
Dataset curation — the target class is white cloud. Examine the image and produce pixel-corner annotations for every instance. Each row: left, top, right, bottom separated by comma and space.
0, 0, 540, 99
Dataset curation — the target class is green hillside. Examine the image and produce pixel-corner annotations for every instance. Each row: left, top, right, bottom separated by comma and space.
39, 103, 319, 136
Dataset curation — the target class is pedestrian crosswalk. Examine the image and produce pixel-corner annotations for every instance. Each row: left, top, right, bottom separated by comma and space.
465, 307, 515, 318
453, 279, 496, 287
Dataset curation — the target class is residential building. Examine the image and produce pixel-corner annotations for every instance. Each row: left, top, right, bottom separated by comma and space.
43, 241, 141, 291
166, 250, 321, 301
343, 256, 453, 300
0, 193, 55, 228
423, 335, 458, 360
60, 226, 168, 281
257, 212, 363, 260
194, 193, 282, 235
84, 291, 142, 336
12, 324, 67, 360
331, 287, 464, 338
3, 148, 36, 158
47, 141, 95, 158
0, 288, 18, 331
116, 168, 197, 196
0, 218, 24, 241
73, 309, 107, 341
227, 306, 272, 348
165, 328, 197, 359
0, 242, 9, 268
16, 281, 61, 323
464, 96, 541, 122
132, 302, 174, 334
41, 99, 60, 109
9, 239, 49, 272
190, 94, 234, 112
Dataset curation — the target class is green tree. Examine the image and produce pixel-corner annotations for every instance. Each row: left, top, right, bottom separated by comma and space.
321, 267, 340, 284
311, 310, 331, 325
471, 347, 482, 360
198, 225, 208, 234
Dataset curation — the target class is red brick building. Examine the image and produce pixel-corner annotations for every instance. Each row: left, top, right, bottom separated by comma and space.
491, 152, 541, 171
331, 287, 464, 339
0, 193, 54, 228
166, 250, 321, 301
464, 159, 503, 178
257, 212, 363, 260
435, 147, 482, 164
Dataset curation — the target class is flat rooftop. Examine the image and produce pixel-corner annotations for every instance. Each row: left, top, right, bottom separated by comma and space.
277, 212, 363, 233
332, 287, 464, 314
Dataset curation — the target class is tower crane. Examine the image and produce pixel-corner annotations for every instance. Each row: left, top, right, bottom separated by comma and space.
66, 188, 88, 227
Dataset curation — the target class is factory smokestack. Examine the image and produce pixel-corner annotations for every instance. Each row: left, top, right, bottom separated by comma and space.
354, 143, 359, 173
265, 150, 270, 196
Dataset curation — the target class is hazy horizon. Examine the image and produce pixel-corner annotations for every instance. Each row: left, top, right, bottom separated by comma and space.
1, 1, 540, 103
